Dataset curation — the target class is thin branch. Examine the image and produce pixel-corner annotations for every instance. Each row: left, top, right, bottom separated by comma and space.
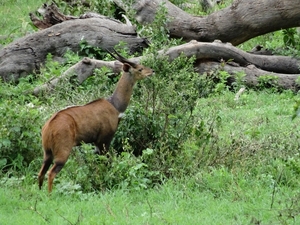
105, 203, 116, 217
146, 198, 153, 219
55, 209, 77, 225
27, 200, 50, 223
270, 170, 283, 209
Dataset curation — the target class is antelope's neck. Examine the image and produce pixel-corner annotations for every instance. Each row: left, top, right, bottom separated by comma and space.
108, 73, 136, 113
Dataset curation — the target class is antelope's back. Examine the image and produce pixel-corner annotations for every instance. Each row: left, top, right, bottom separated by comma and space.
42, 98, 120, 147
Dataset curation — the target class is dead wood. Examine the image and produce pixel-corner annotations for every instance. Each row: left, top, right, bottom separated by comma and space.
33, 40, 300, 95
165, 40, 300, 74
0, 17, 149, 82
114, 0, 300, 45
29, 2, 122, 30
30, 2, 77, 29
32, 57, 122, 96
196, 61, 300, 91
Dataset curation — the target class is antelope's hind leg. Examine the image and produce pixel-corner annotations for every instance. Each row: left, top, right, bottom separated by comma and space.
47, 147, 72, 193
38, 150, 53, 190
47, 161, 66, 193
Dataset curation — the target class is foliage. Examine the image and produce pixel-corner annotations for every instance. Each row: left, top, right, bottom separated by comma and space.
282, 28, 300, 49
112, 53, 199, 155
1, 166, 300, 224
54, 0, 121, 19
0, 50, 84, 170
240, 28, 300, 56
0, 0, 43, 45
137, 1, 182, 48
0, 77, 44, 170
57, 144, 161, 192
78, 39, 105, 59
257, 74, 280, 91
292, 98, 300, 120
193, 63, 246, 97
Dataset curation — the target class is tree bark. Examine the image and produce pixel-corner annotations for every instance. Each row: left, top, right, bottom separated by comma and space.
29, 2, 78, 29
0, 17, 148, 82
114, 0, 300, 45
196, 61, 300, 91
33, 40, 300, 95
32, 57, 123, 96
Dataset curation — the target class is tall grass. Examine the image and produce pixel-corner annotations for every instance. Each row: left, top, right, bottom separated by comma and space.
1, 167, 299, 225
0, 0, 43, 44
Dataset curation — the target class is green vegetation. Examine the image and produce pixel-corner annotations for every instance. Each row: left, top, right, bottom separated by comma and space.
1, 175, 300, 225
0, 0, 44, 45
1, 0, 300, 224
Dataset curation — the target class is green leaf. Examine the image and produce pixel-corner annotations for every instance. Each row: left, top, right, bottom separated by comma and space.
0, 158, 7, 168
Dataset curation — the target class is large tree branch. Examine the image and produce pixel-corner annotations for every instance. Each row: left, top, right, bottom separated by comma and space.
165, 40, 300, 74
0, 17, 148, 82
196, 61, 300, 91
33, 58, 123, 96
33, 40, 300, 95
114, 0, 300, 45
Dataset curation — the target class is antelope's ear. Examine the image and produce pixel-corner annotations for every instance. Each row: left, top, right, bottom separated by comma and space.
122, 63, 131, 72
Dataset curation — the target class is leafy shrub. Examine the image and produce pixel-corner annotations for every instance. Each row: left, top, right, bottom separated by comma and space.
54, 0, 121, 19
257, 75, 282, 92
55, 144, 161, 192
282, 28, 300, 49
0, 79, 45, 169
111, 53, 200, 156
193, 66, 246, 97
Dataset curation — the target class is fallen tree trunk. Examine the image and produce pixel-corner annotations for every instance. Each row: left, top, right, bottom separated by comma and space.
0, 17, 149, 82
33, 40, 300, 95
32, 57, 122, 95
165, 40, 300, 74
114, 0, 300, 45
196, 61, 300, 91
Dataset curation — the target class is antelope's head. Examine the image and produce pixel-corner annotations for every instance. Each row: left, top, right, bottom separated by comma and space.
107, 49, 154, 80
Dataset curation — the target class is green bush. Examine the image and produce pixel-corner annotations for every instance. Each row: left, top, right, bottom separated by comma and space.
111, 53, 200, 156
54, 0, 120, 18
257, 75, 280, 91
0, 83, 44, 169
54, 144, 161, 192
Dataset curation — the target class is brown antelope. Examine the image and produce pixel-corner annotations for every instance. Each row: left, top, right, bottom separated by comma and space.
38, 49, 154, 193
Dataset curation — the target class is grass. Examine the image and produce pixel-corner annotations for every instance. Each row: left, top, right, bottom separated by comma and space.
0, 0, 43, 44
0, 177, 298, 225
197, 90, 299, 143
1, 169, 299, 225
